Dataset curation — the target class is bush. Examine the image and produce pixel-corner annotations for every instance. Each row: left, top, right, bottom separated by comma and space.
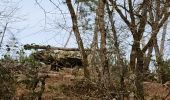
0, 63, 16, 100
162, 59, 170, 83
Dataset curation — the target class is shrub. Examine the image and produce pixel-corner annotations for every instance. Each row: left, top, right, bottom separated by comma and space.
0, 63, 16, 100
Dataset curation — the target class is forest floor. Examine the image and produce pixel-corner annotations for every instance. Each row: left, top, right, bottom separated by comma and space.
14, 67, 170, 100
41, 68, 84, 100
15, 68, 101, 100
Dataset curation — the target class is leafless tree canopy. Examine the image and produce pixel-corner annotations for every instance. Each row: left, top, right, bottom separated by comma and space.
0, 0, 170, 99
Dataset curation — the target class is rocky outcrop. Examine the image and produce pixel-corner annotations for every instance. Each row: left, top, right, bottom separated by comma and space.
31, 50, 84, 71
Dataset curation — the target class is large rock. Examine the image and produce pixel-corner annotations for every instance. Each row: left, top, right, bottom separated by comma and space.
31, 50, 83, 71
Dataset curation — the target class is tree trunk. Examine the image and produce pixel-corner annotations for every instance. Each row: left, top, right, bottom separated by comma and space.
130, 40, 144, 99
90, 11, 100, 81
96, 0, 110, 88
154, 37, 164, 83
143, 46, 153, 72
66, 0, 90, 79
160, 19, 168, 56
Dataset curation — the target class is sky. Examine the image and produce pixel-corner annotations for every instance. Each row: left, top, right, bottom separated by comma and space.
0, 0, 170, 59
0, 0, 81, 58
4, 0, 77, 48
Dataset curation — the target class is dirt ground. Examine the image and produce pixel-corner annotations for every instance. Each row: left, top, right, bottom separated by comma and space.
15, 68, 86, 100
14, 68, 170, 100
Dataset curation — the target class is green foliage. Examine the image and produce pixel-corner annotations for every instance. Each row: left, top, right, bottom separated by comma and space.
75, 0, 98, 39
162, 59, 170, 83
16, 54, 46, 99
17, 55, 41, 85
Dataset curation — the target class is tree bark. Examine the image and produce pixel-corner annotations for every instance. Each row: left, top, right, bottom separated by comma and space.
96, 0, 110, 87
160, 19, 168, 56
90, 8, 100, 81
115, 0, 149, 99
143, 46, 153, 72
66, 0, 90, 79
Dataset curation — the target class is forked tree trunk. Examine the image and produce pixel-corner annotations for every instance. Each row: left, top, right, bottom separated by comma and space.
115, 0, 149, 98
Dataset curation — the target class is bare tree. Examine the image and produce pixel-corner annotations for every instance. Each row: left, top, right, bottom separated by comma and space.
113, 0, 170, 99
114, 0, 149, 99
145, 0, 170, 83
31, 0, 170, 99
0, 0, 23, 56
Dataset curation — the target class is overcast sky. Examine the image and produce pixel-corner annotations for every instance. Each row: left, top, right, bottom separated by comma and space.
12, 0, 76, 47
0, 0, 169, 58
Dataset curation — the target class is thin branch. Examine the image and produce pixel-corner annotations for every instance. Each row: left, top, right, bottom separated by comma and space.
114, 1, 130, 26
0, 23, 8, 48
64, 29, 72, 47
48, 0, 66, 25
35, 0, 48, 25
